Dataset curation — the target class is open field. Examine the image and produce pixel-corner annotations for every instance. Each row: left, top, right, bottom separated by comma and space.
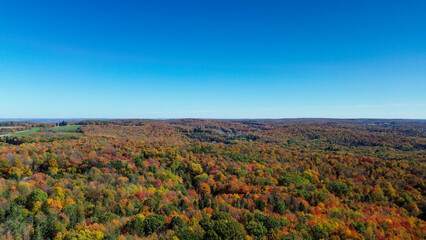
51, 125, 81, 132
7, 127, 42, 136
50, 125, 83, 136
1, 125, 82, 137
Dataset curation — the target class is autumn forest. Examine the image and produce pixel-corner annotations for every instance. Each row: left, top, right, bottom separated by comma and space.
0, 119, 425, 240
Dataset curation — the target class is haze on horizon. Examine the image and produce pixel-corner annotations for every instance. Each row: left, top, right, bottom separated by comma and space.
0, 0, 425, 119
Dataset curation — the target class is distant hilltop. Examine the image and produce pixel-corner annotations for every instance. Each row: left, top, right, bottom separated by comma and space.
0, 118, 425, 124
0, 118, 111, 123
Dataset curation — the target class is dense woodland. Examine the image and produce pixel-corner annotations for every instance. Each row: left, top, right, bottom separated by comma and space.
0, 119, 425, 240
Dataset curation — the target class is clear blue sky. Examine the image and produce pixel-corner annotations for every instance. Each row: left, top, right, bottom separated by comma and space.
0, 0, 425, 119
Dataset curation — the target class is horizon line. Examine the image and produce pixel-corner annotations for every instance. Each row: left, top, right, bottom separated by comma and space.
1, 117, 425, 121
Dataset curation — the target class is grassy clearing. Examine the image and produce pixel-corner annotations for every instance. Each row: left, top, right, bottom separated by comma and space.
10, 127, 42, 136
51, 125, 81, 132
1, 125, 83, 138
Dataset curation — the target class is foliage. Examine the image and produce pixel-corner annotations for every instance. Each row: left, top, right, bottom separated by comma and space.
0, 119, 424, 239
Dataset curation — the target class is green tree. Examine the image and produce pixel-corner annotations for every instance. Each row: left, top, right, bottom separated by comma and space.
170, 216, 186, 230
311, 225, 328, 240
204, 230, 220, 240
27, 189, 48, 210
31, 222, 43, 240
176, 228, 202, 240
63, 204, 85, 229
245, 220, 267, 237
213, 219, 245, 240
142, 214, 164, 236
44, 213, 58, 240
273, 201, 286, 214
0, 158, 11, 170
256, 198, 265, 211
130, 215, 145, 236
254, 212, 289, 231
328, 181, 351, 197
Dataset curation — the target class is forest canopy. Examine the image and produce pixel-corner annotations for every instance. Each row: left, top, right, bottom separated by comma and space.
0, 119, 425, 240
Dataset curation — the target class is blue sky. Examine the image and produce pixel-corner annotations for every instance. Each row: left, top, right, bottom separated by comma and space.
0, 0, 425, 119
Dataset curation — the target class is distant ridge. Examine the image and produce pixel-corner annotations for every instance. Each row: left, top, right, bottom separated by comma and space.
0, 118, 111, 123
1, 118, 424, 124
